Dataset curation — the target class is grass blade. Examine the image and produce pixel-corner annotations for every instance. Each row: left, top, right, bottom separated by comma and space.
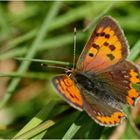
14, 120, 55, 139
0, 31, 85, 60
14, 101, 56, 138
128, 39, 140, 61
62, 123, 81, 139
0, 1, 62, 108
15, 57, 71, 66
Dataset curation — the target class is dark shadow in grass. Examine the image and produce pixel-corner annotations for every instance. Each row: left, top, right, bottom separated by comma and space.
43, 108, 104, 139
73, 112, 104, 139
43, 108, 81, 139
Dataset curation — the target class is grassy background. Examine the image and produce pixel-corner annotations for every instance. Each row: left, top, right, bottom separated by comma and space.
0, 1, 140, 139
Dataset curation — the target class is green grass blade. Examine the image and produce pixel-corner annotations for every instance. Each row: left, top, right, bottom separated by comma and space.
0, 29, 37, 53
88, 123, 104, 139
14, 120, 55, 139
0, 71, 53, 79
15, 57, 71, 66
0, 5, 12, 38
128, 39, 140, 61
0, 2, 111, 55
14, 101, 56, 138
0, 31, 85, 60
44, 111, 80, 139
83, 2, 114, 32
49, 2, 111, 31
0, 1, 63, 108
62, 121, 81, 139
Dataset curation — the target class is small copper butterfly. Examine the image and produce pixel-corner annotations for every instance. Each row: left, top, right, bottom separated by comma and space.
52, 16, 140, 127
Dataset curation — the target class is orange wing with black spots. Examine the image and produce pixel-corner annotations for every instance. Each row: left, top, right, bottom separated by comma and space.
52, 75, 83, 111
77, 16, 128, 73
96, 60, 140, 107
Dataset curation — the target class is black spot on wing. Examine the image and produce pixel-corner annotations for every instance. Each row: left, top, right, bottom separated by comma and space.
89, 53, 94, 57
105, 34, 110, 38
100, 32, 105, 36
104, 42, 109, 46
96, 33, 100, 37
92, 43, 100, 50
109, 45, 116, 51
107, 54, 115, 60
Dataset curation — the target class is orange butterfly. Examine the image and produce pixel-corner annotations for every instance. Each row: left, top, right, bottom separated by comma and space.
52, 16, 140, 126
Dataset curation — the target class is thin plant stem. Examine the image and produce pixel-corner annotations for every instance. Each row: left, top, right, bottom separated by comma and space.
15, 57, 71, 67
0, 72, 53, 79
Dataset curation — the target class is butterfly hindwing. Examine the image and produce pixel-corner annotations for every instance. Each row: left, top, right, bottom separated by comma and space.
96, 60, 140, 107
52, 75, 83, 111
77, 16, 128, 73
82, 92, 126, 126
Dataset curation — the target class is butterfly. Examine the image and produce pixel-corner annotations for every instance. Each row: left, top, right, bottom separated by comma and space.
52, 16, 140, 127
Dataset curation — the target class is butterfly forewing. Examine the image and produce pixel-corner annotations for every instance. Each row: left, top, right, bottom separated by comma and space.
52, 75, 83, 111
77, 16, 128, 73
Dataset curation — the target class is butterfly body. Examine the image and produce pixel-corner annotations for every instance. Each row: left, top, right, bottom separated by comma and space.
71, 70, 120, 110
52, 16, 140, 126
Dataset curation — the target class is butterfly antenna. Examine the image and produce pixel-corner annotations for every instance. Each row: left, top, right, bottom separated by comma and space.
41, 64, 70, 72
73, 27, 77, 69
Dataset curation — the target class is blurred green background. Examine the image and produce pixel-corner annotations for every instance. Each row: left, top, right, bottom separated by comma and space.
0, 1, 140, 139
